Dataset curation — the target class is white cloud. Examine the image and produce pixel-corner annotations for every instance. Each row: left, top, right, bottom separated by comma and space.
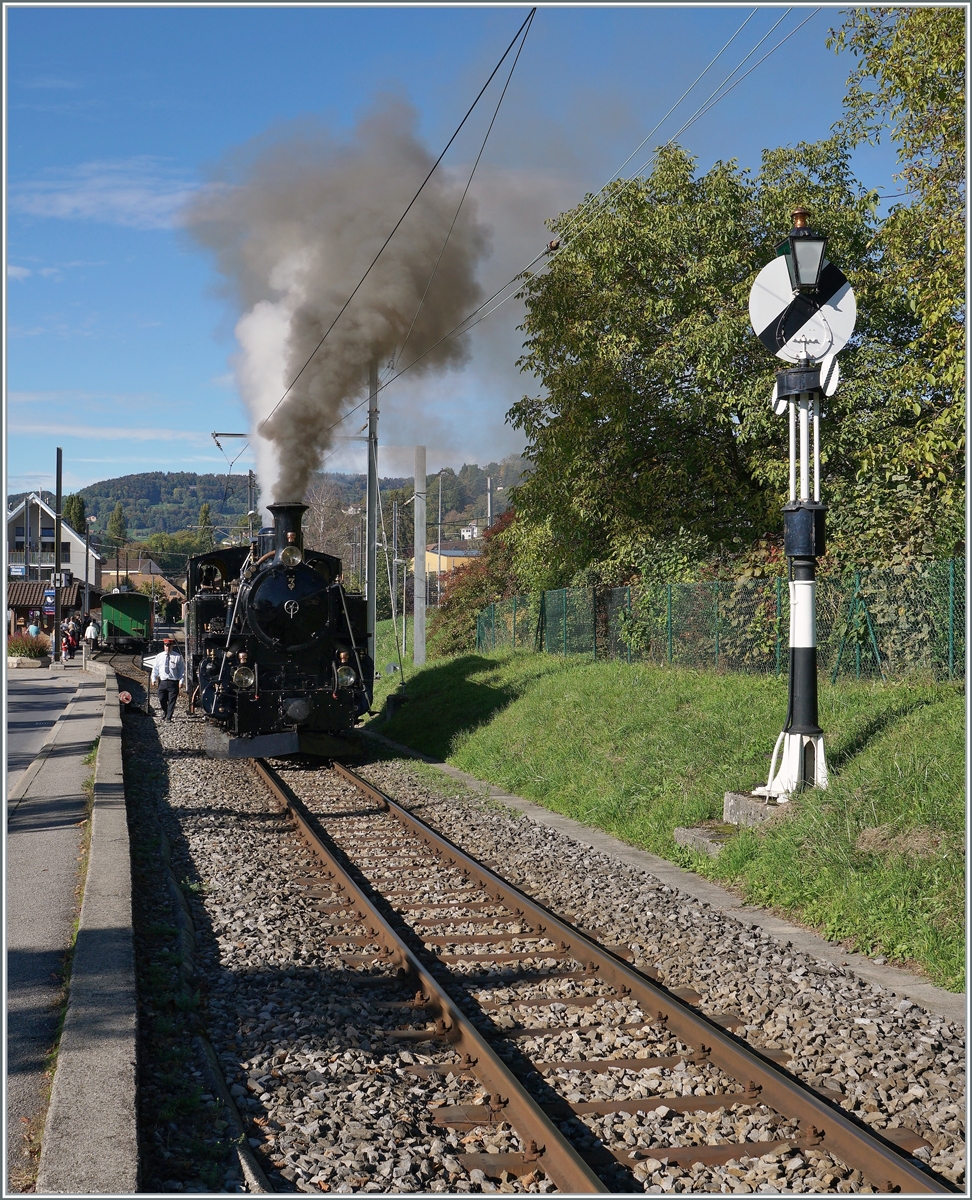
7, 265, 31, 280
8, 156, 213, 230
8, 422, 210, 443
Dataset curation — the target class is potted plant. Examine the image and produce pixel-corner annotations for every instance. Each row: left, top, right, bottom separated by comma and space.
7, 634, 52, 669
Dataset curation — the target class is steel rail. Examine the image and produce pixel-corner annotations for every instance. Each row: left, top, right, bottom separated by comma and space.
251, 758, 608, 1194
333, 761, 953, 1195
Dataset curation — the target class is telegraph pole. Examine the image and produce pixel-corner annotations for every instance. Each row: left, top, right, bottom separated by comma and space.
365, 360, 379, 670
53, 448, 63, 661
391, 500, 399, 623
413, 446, 426, 665
487, 475, 493, 529
437, 474, 443, 606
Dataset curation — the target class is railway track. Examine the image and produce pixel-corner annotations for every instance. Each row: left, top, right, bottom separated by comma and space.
251, 757, 953, 1195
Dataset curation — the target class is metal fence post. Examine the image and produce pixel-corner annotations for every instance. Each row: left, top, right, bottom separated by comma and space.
854, 570, 861, 680
775, 575, 782, 677
592, 588, 597, 661
512, 596, 517, 649
714, 583, 720, 668
491, 602, 496, 650
562, 589, 568, 656
948, 558, 955, 679
666, 584, 673, 664
626, 586, 632, 665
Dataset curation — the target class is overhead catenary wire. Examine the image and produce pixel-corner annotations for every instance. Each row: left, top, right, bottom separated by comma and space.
392, 7, 536, 376
295, 8, 822, 448
257, 7, 537, 436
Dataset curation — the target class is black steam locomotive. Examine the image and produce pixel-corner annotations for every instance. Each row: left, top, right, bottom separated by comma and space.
184, 502, 373, 758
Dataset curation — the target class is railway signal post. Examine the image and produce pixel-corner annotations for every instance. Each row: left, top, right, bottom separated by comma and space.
749, 209, 856, 799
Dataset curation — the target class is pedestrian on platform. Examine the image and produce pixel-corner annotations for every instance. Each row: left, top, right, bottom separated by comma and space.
151, 636, 185, 721
27, 620, 40, 638
84, 619, 100, 650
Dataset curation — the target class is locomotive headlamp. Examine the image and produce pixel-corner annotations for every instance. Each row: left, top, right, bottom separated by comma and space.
233, 666, 256, 688
780, 207, 827, 294
279, 545, 303, 567
336, 665, 357, 689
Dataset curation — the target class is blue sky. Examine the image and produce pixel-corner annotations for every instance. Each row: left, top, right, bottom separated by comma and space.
5, 5, 900, 500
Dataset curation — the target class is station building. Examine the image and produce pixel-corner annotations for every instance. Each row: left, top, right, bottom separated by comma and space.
7, 493, 104, 589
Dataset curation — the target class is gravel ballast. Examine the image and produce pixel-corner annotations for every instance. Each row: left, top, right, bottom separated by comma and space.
127, 698, 965, 1193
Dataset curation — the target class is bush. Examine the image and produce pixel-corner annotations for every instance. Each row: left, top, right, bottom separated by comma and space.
8, 634, 49, 658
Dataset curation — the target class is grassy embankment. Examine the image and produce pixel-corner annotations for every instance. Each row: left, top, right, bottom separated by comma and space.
367, 618, 965, 992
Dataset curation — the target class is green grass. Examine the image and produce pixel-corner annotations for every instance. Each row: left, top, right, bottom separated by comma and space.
367, 623, 965, 991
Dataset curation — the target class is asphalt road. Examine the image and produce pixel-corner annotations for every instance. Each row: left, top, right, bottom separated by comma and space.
6, 672, 79, 791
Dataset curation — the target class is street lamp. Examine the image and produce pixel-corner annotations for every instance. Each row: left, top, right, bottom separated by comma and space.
780, 207, 828, 295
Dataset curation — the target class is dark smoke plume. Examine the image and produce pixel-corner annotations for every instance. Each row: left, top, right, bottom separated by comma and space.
186, 101, 489, 502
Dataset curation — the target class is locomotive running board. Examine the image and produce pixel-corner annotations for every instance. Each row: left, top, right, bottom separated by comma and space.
204, 728, 299, 759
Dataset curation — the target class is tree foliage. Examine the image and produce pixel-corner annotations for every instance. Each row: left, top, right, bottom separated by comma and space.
508, 18, 964, 588
62, 494, 86, 534
106, 500, 128, 546
428, 510, 521, 657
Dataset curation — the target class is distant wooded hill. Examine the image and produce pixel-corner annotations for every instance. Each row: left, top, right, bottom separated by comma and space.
8, 471, 407, 539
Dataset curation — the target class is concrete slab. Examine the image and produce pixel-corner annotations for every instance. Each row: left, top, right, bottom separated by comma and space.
36, 672, 139, 1195
363, 729, 966, 1027
6, 672, 106, 1193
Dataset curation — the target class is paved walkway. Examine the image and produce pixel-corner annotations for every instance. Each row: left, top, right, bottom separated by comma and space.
6, 664, 106, 1192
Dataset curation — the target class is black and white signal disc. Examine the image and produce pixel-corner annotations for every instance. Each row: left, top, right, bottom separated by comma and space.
749, 256, 856, 364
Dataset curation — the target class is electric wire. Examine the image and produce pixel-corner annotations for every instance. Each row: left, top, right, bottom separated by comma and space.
257, 8, 537, 436
293, 8, 820, 446
392, 7, 536, 375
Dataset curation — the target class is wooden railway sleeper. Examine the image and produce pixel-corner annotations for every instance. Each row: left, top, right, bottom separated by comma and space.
252, 759, 609, 1195
333, 762, 956, 1195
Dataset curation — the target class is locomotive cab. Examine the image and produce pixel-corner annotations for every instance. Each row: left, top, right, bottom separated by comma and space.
184, 501, 372, 758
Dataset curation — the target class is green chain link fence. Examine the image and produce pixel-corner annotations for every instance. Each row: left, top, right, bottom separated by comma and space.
476, 559, 965, 681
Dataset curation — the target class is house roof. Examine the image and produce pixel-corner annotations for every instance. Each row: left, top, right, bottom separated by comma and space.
6, 493, 105, 561
6, 581, 97, 609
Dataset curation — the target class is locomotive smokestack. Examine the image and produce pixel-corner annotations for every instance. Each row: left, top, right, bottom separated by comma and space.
268, 502, 307, 551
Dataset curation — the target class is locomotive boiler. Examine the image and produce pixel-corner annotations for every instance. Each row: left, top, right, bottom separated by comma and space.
184, 501, 373, 757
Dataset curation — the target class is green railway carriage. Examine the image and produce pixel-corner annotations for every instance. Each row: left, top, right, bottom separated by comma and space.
101, 590, 154, 649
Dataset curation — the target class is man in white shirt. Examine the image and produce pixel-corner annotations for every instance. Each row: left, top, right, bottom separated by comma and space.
151, 636, 185, 721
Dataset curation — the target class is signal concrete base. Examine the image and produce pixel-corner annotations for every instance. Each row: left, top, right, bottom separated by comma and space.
723, 791, 786, 826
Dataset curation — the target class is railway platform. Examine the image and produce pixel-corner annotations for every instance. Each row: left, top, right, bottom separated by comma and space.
6, 661, 137, 1195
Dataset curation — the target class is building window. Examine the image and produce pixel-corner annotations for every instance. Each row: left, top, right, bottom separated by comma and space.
61, 542, 71, 557
15, 526, 24, 536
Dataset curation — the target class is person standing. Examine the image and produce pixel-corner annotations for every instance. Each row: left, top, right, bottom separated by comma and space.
151, 636, 185, 721
83, 619, 99, 651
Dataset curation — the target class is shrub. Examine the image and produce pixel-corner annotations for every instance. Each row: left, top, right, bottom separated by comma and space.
8, 634, 49, 659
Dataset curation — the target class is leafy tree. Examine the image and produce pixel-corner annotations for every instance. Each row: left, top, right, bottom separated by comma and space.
62, 494, 86, 533
107, 501, 128, 546
828, 6, 965, 557
428, 510, 520, 656
509, 106, 960, 586
197, 503, 215, 553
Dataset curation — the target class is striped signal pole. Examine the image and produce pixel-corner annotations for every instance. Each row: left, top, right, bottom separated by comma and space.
749, 209, 856, 799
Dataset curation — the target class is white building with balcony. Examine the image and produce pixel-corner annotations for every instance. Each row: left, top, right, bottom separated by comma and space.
7, 493, 103, 587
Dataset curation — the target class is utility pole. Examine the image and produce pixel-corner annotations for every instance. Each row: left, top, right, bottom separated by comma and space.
53, 449, 63, 661
413, 446, 426, 665
487, 475, 492, 529
391, 500, 399, 623
84, 517, 94, 615
247, 470, 256, 541
365, 360, 379, 670
437, 473, 443, 606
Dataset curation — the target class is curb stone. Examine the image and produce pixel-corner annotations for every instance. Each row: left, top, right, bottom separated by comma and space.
361, 727, 966, 1027
36, 671, 139, 1195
